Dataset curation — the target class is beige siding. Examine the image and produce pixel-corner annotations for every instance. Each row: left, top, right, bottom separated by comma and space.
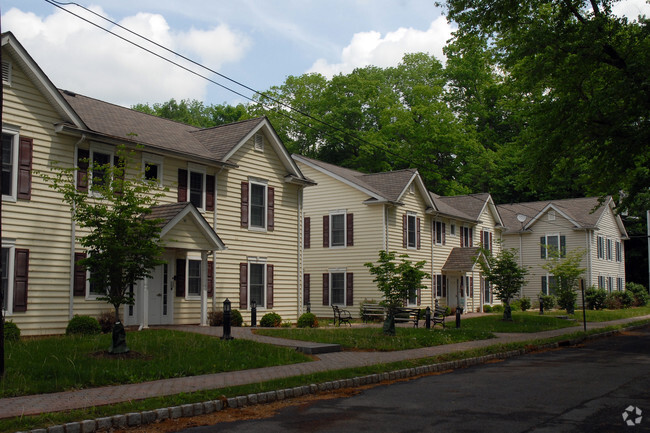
590, 206, 626, 291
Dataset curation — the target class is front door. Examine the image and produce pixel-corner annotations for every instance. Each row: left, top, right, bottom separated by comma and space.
148, 261, 173, 325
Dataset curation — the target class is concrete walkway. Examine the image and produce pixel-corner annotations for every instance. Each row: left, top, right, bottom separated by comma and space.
1, 315, 648, 419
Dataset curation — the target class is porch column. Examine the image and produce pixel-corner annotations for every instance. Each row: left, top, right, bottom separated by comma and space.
142, 276, 149, 329
201, 251, 208, 326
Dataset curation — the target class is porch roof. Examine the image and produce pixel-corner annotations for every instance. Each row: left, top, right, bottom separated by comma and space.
442, 247, 481, 272
147, 202, 226, 251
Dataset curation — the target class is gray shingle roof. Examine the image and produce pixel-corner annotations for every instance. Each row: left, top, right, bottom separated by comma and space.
435, 193, 491, 221
442, 247, 481, 271
429, 192, 476, 221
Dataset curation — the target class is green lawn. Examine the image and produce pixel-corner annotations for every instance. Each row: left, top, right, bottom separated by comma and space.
566, 306, 650, 322
254, 326, 495, 351
439, 312, 580, 333
0, 329, 310, 397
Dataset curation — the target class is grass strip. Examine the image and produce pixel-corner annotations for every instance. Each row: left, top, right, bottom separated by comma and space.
3, 319, 647, 433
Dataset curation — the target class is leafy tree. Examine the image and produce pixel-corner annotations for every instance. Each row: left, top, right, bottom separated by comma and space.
132, 99, 249, 128
476, 248, 528, 320
542, 248, 586, 314
365, 251, 429, 335
43, 146, 166, 353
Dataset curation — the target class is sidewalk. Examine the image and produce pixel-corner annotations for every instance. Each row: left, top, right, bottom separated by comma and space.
1, 315, 648, 419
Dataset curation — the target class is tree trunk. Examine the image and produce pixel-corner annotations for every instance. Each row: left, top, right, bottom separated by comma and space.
383, 313, 396, 336
503, 303, 513, 321
109, 304, 129, 354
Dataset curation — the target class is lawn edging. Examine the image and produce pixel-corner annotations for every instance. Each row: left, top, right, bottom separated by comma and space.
16, 321, 649, 433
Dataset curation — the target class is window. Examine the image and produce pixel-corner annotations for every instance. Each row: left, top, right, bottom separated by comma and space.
407, 285, 418, 306
460, 226, 472, 247
330, 272, 346, 305
548, 210, 556, 221
249, 263, 266, 308
598, 276, 606, 290
607, 276, 613, 293
541, 275, 557, 296
406, 213, 417, 249
615, 241, 622, 262
187, 259, 201, 297
541, 234, 565, 258
434, 221, 445, 245
482, 278, 491, 304
481, 230, 492, 251
606, 238, 613, 261
329, 212, 346, 247
90, 148, 113, 188
450, 224, 456, 236
142, 153, 163, 186
250, 182, 267, 229
254, 133, 264, 152
189, 171, 204, 209
2, 129, 18, 200
88, 271, 107, 298
597, 236, 604, 259
617, 277, 624, 291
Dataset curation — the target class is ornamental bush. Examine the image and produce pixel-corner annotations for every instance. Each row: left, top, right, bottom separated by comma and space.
231, 309, 243, 327
297, 312, 319, 328
3, 321, 20, 342
260, 312, 282, 327
208, 311, 224, 326
519, 297, 531, 312
626, 282, 649, 307
491, 304, 504, 313
483, 305, 493, 313
539, 294, 557, 311
585, 287, 607, 310
66, 315, 101, 336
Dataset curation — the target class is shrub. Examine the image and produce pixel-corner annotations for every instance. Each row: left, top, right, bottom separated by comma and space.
208, 311, 224, 326
491, 304, 504, 313
519, 297, 531, 312
3, 321, 20, 342
281, 321, 292, 328
585, 287, 607, 310
557, 288, 577, 314
626, 282, 649, 307
97, 311, 117, 334
483, 305, 492, 313
231, 309, 243, 327
509, 299, 520, 311
620, 290, 635, 308
297, 312, 319, 328
539, 294, 557, 311
66, 315, 101, 336
260, 312, 282, 327
605, 292, 623, 310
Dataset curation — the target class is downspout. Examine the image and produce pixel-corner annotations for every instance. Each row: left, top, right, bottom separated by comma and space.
69, 135, 86, 319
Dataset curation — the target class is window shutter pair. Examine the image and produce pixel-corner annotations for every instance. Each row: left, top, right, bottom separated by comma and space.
240, 181, 274, 229
303, 274, 310, 305
178, 169, 215, 211
321, 273, 353, 306
304, 217, 311, 248
238, 262, 273, 309
17, 137, 33, 200
13, 249, 29, 312
322, 214, 353, 247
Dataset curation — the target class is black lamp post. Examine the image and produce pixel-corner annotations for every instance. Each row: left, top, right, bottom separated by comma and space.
251, 299, 257, 327
221, 298, 233, 340
307, 301, 311, 314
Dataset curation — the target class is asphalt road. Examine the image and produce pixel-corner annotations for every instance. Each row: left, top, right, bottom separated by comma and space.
177, 326, 650, 433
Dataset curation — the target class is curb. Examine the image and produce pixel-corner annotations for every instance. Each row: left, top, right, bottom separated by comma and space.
18, 324, 646, 433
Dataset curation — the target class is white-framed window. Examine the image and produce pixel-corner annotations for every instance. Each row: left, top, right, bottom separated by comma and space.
187, 163, 206, 210
1, 241, 15, 314
548, 210, 556, 221
406, 212, 417, 249
598, 275, 606, 290
617, 277, 624, 291
541, 233, 565, 258
249, 259, 267, 309
434, 221, 444, 245
142, 153, 164, 187
330, 270, 346, 306
329, 211, 347, 248
254, 133, 265, 152
607, 276, 614, 293
450, 223, 456, 236
249, 179, 268, 230
481, 229, 491, 251
2, 60, 12, 85
597, 236, 604, 260
89, 144, 115, 190
2, 126, 19, 201
541, 275, 558, 296
461, 226, 471, 247
606, 238, 613, 261
615, 241, 622, 262
187, 259, 202, 298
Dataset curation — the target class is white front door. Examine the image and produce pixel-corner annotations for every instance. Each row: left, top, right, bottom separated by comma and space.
148, 261, 173, 325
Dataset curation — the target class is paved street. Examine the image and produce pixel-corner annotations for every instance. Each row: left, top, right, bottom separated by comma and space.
176, 326, 650, 433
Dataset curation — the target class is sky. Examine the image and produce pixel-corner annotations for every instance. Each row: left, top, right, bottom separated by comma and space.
2, 0, 649, 109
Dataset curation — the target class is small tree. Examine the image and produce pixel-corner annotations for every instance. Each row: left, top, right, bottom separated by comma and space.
44, 146, 165, 353
476, 248, 528, 321
542, 248, 586, 314
365, 251, 429, 335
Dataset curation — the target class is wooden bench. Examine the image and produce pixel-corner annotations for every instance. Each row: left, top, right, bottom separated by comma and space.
431, 304, 447, 329
393, 307, 421, 328
332, 305, 352, 327
361, 302, 385, 323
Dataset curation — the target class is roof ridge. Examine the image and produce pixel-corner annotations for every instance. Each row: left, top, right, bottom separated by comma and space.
190, 116, 266, 133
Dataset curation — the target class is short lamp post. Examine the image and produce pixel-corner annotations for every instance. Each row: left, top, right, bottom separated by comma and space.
221, 298, 233, 340
307, 301, 311, 314
251, 300, 257, 328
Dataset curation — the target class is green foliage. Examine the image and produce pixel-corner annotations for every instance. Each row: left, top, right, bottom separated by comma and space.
231, 309, 243, 327
476, 248, 528, 320
65, 315, 101, 336
483, 305, 492, 313
208, 311, 224, 326
491, 304, 504, 313
585, 287, 608, 310
542, 248, 586, 314
518, 297, 531, 312
626, 282, 649, 307
297, 313, 319, 328
260, 312, 282, 328
605, 291, 635, 309
539, 294, 557, 311
509, 300, 520, 312
132, 99, 249, 128
3, 321, 20, 342
97, 311, 117, 334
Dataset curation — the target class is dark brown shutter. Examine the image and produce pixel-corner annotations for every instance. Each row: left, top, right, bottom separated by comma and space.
241, 182, 249, 228
178, 169, 188, 202
17, 137, 33, 200
346, 272, 353, 306
266, 264, 274, 308
442, 276, 447, 297
560, 235, 566, 258
540, 236, 546, 259
239, 263, 248, 308
470, 276, 474, 298
417, 285, 421, 306
267, 186, 275, 231
416, 217, 421, 250
402, 214, 407, 248
207, 260, 214, 297
322, 273, 329, 306
77, 149, 89, 191
346, 213, 354, 246
73, 252, 87, 296
442, 223, 446, 245
489, 232, 493, 251
480, 230, 484, 247
176, 259, 186, 297
304, 273, 310, 305
113, 155, 124, 196
304, 217, 311, 249
13, 249, 29, 312
206, 175, 215, 211
323, 215, 329, 248
460, 228, 464, 247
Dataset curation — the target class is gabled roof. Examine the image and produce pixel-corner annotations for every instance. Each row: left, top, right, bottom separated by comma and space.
292, 154, 435, 208
431, 193, 503, 227
148, 202, 226, 250
497, 196, 628, 239
442, 247, 482, 272
2, 32, 85, 128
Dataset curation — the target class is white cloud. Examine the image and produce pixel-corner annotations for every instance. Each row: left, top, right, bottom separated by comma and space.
612, 0, 650, 20
308, 15, 453, 77
2, 6, 251, 107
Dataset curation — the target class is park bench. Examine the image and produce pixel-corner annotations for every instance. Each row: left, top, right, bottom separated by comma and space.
361, 302, 385, 323
393, 307, 421, 328
431, 303, 447, 329
332, 305, 352, 327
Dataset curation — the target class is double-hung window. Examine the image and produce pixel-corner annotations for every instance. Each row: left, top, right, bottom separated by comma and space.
1, 130, 18, 200
250, 181, 267, 229
187, 259, 202, 298
434, 221, 444, 245
460, 226, 472, 247
597, 236, 604, 259
90, 146, 114, 189
615, 241, 622, 262
481, 229, 492, 251
330, 212, 346, 247
406, 213, 417, 249
606, 238, 613, 261
541, 275, 557, 295
541, 234, 565, 258
330, 271, 346, 305
1, 244, 13, 313
249, 262, 266, 308
142, 153, 163, 186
